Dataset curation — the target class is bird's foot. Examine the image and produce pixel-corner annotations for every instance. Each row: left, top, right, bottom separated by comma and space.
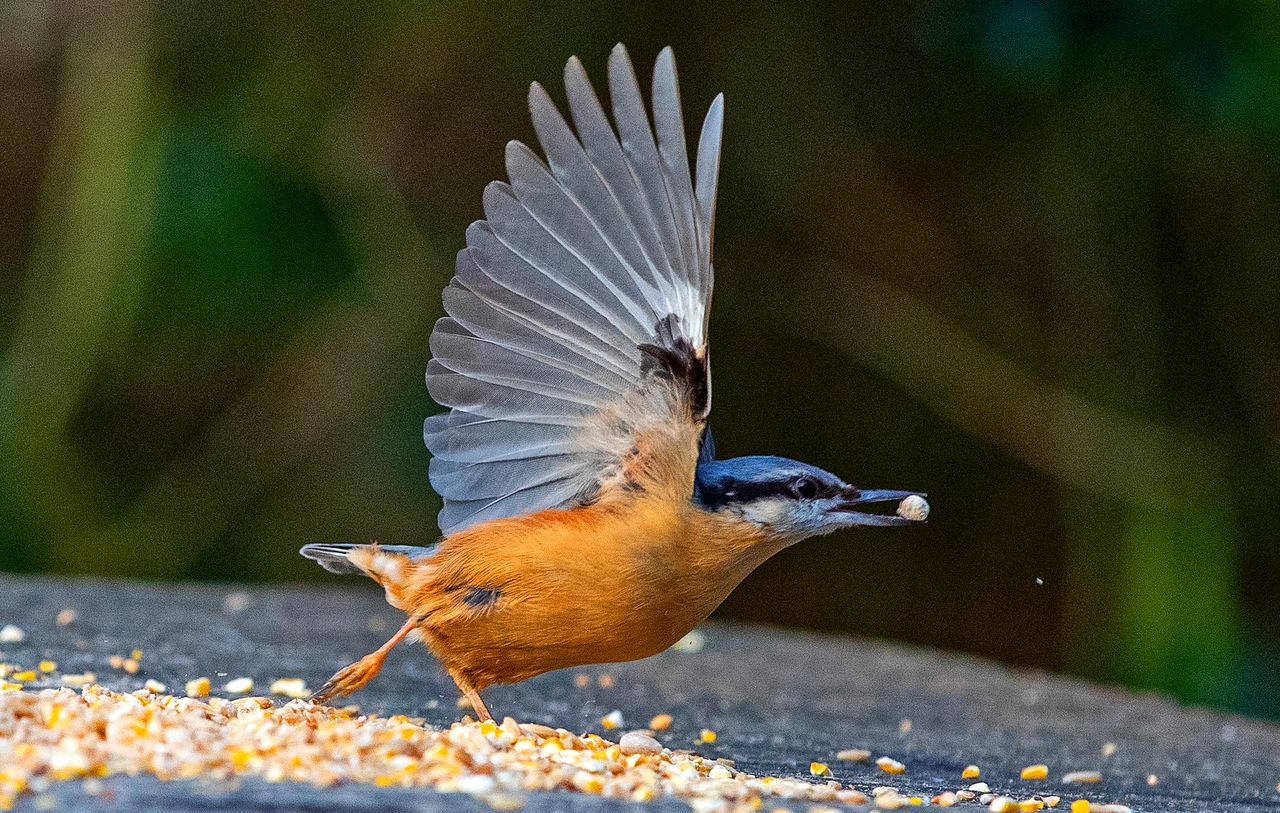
311, 652, 386, 704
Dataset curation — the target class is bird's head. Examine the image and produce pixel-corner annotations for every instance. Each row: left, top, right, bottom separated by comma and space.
695, 456, 928, 544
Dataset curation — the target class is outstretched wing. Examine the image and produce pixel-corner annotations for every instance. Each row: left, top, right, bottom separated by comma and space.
424, 45, 723, 536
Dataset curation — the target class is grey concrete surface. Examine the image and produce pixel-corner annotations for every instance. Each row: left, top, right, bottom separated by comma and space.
0, 574, 1277, 812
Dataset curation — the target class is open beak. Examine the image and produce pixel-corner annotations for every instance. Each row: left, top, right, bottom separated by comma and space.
828, 487, 929, 526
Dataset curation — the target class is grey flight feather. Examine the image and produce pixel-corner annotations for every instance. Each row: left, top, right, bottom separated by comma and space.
424, 45, 722, 536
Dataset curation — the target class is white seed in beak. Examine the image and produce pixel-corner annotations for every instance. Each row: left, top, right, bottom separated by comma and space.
896, 495, 929, 522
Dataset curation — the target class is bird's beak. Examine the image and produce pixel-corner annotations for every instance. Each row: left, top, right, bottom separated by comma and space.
827, 487, 929, 526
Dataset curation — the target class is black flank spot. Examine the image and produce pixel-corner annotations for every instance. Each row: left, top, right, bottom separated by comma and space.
462, 587, 501, 609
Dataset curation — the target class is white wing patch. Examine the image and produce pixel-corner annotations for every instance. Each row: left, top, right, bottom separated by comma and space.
424, 45, 723, 536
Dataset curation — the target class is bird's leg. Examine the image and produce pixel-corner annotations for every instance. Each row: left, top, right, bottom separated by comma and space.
450, 669, 493, 722
312, 617, 417, 704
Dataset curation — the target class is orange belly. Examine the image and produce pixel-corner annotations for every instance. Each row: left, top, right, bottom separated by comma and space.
404, 495, 776, 689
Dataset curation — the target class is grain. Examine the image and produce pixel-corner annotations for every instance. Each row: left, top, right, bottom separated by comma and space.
875, 756, 906, 774
223, 677, 254, 695
0, 683, 872, 812
618, 731, 662, 755
836, 748, 871, 761
1062, 771, 1102, 784
962, 764, 981, 779
269, 678, 309, 699
1021, 763, 1049, 780
896, 495, 930, 521
0, 625, 25, 644
648, 713, 673, 731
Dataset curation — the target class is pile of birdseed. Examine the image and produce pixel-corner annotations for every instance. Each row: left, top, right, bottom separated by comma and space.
0, 684, 871, 812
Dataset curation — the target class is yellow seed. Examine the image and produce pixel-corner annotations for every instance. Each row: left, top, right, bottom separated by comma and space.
1020, 801, 1045, 811
876, 756, 906, 774
130, 649, 143, 661
185, 677, 211, 698
1062, 771, 1102, 784
1146, 774, 1158, 786
837, 748, 871, 761
1101, 742, 1117, 757
12, 672, 35, 682
810, 762, 831, 777
122, 659, 139, 675
699, 728, 717, 743
649, 713, 673, 731
1021, 763, 1049, 780
1071, 801, 1089, 813
963, 764, 981, 779
38, 661, 56, 673
600, 710, 623, 729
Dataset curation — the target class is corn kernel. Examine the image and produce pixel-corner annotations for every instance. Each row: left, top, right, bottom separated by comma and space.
876, 756, 906, 774
185, 677, 211, 698
1021, 763, 1049, 780
1071, 801, 1089, 813
809, 762, 831, 777
37, 661, 56, 673
837, 748, 871, 761
963, 764, 981, 779
12, 672, 35, 683
649, 713, 673, 731
130, 649, 144, 661
1020, 801, 1045, 811
698, 728, 717, 743
600, 710, 623, 729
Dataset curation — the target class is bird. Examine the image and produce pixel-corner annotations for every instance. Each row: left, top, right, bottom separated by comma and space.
301, 44, 929, 723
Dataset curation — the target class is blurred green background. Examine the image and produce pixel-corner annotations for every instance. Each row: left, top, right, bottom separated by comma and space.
2, 1, 1278, 717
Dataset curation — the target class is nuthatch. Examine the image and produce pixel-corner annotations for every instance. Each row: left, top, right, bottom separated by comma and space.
302, 45, 928, 722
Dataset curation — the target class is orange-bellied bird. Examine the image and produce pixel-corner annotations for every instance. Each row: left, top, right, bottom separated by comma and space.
301, 45, 928, 722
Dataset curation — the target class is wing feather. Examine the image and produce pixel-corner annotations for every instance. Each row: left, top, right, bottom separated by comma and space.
425, 46, 722, 535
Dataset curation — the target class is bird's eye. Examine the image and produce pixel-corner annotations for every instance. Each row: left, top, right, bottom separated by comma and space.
791, 477, 819, 500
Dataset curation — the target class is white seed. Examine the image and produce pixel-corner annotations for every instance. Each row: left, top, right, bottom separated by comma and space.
0, 624, 26, 643
619, 731, 663, 755
223, 677, 254, 694
896, 495, 929, 522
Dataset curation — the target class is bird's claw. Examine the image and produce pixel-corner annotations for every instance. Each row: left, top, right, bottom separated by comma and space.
310, 653, 384, 704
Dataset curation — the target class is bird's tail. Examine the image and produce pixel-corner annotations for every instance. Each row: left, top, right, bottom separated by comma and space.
300, 543, 437, 577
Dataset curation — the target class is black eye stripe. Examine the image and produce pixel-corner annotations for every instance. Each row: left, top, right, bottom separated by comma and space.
698, 474, 837, 508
